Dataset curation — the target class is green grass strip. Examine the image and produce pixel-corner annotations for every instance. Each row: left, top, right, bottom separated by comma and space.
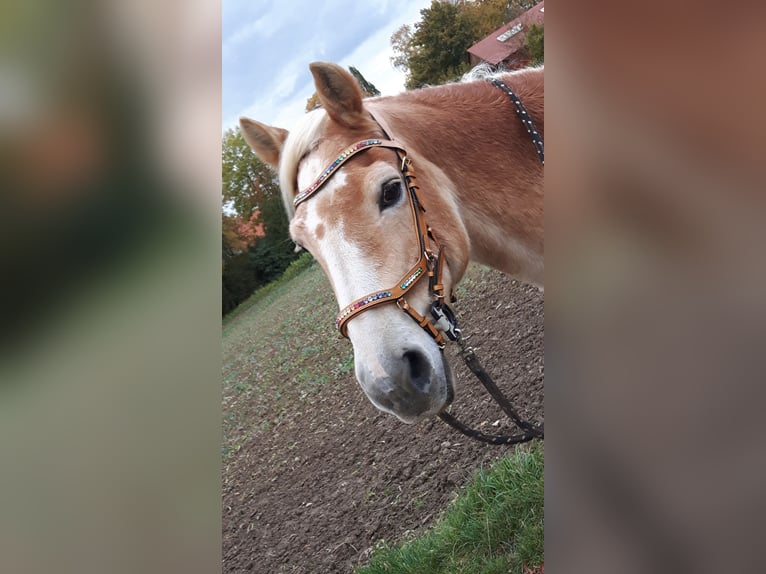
223, 252, 315, 327
357, 444, 544, 574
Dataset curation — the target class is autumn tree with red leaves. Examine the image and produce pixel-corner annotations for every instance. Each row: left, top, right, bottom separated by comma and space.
222, 128, 297, 315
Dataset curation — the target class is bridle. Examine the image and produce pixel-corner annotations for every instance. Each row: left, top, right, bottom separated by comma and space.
293, 77, 544, 445
294, 137, 456, 347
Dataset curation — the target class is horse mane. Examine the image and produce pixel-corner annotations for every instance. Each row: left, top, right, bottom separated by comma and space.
278, 63, 544, 218
461, 62, 544, 82
278, 109, 326, 218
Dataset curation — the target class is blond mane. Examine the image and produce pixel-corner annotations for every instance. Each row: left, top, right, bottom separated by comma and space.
278, 63, 544, 221
278, 109, 327, 218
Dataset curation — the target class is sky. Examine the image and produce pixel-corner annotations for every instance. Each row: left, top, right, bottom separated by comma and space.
222, 0, 434, 133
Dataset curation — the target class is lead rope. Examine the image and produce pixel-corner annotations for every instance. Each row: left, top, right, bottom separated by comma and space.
437, 334, 544, 445
434, 78, 545, 445
319, 88, 543, 446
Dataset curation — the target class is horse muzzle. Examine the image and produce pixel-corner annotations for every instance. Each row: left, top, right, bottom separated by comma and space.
355, 345, 454, 424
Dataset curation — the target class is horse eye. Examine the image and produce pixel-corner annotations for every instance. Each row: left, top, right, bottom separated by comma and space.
380, 179, 403, 210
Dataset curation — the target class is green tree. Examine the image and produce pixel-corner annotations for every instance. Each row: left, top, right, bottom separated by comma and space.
222, 128, 277, 219
348, 66, 381, 96
462, 0, 529, 39
221, 128, 297, 315
391, 0, 537, 89
390, 24, 413, 73
405, 0, 472, 89
526, 23, 544, 65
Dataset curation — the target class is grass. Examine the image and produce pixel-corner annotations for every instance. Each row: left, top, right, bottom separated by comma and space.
222, 251, 351, 460
222, 259, 544, 570
223, 251, 316, 328
357, 444, 544, 574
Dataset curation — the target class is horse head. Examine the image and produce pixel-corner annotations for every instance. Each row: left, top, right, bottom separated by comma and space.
240, 63, 471, 423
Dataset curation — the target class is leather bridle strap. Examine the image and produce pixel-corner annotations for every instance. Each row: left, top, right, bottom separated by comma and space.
293, 138, 400, 208
334, 148, 448, 346
291, 82, 544, 447
292, 134, 451, 347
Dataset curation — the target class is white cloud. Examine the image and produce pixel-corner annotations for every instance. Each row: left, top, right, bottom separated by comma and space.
223, 0, 432, 132
224, 17, 269, 54
335, 0, 431, 100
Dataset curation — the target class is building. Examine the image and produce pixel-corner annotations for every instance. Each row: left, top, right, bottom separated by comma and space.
467, 1, 544, 70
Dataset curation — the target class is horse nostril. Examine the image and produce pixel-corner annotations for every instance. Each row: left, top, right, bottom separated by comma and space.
403, 350, 431, 393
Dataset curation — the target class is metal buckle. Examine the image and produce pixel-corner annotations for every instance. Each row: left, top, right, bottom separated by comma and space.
430, 302, 460, 342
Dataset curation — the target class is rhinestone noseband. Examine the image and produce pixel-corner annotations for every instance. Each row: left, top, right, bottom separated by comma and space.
293, 77, 544, 347
292, 77, 545, 446
294, 131, 453, 347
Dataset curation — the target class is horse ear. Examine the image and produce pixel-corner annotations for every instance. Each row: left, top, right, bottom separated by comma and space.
309, 62, 364, 128
239, 117, 288, 168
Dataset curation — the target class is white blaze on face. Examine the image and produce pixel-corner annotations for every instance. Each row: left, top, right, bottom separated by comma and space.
291, 153, 451, 423
294, 155, 382, 310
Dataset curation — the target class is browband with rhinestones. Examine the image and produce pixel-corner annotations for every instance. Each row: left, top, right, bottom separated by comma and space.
293, 138, 401, 207
289, 122, 450, 347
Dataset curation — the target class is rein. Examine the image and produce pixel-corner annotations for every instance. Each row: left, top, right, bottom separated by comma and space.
293, 77, 544, 446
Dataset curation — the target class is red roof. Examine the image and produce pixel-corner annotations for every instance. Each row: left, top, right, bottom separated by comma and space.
468, 1, 544, 66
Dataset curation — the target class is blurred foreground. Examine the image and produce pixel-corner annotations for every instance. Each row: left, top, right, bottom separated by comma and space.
547, 2, 766, 573
1, 2, 221, 573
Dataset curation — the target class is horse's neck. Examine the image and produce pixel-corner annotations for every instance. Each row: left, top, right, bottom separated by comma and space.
372, 69, 544, 285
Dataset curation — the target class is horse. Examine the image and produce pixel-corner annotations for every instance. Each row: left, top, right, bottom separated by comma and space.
239, 62, 543, 425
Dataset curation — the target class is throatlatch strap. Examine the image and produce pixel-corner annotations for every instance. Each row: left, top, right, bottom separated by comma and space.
291, 96, 543, 447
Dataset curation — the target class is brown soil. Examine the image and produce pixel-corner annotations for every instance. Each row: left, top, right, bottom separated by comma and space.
222, 269, 544, 573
